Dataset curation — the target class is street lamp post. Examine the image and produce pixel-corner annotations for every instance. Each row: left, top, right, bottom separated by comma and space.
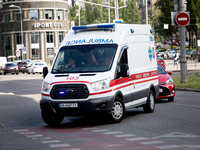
9, 4, 24, 60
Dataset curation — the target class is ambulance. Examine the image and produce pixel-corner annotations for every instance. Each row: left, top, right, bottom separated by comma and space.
40, 23, 159, 125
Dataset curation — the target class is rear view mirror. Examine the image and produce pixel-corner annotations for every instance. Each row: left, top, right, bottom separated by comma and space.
120, 64, 130, 77
43, 67, 48, 79
167, 71, 172, 75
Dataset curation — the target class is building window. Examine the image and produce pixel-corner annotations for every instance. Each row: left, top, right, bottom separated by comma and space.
47, 48, 54, 57
31, 32, 39, 43
4, 12, 10, 22
16, 33, 22, 44
58, 10, 63, 20
59, 32, 64, 44
46, 32, 54, 43
14, 11, 22, 21
30, 10, 38, 20
32, 48, 40, 58
45, 10, 53, 20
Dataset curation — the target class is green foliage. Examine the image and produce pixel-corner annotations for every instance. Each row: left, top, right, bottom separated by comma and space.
154, 0, 179, 39
69, 0, 141, 26
173, 73, 200, 90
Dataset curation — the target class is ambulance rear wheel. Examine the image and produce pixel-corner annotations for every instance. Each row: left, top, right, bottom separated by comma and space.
41, 111, 64, 126
143, 90, 155, 113
110, 97, 125, 123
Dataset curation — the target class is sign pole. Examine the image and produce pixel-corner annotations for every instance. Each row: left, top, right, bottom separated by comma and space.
179, 0, 187, 82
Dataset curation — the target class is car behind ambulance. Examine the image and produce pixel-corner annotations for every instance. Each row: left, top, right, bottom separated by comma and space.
40, 23, 159, 125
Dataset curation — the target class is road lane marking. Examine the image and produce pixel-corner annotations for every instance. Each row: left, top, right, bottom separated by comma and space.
127, 137, 149, 141
103, 131, 123, 135
113, 134, 135, 137
49, 143, 71, 148
183, 145, 200, 149
155, 145, 182, 149
27, 134, 43, 137
19, 132, 36, 134
41, 140, 61, 144
13, 129, 29, 132
140, 141, 164, 145
92, 129, 109, 132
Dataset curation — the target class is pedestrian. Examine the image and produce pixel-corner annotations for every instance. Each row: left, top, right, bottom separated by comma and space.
50, 58, 52, 66
174, 51, 178, 66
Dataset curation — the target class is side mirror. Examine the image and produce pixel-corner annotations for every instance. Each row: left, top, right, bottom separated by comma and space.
167, 71, 172, 75
120, 64, 130, 77
43, 67, 48, 79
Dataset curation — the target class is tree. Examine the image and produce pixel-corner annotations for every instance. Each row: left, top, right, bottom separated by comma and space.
155, 0, 179, 48
69, 0, 141, 25
186, 0, 200, 49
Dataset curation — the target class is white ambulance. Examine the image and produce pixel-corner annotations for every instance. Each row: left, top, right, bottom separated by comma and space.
40, 23, 159, 125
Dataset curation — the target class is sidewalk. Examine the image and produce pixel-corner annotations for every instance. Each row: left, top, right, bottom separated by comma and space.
165, 59, 200, 72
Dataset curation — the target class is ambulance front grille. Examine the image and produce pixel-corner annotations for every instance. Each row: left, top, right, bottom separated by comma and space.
50, 84, 89, 99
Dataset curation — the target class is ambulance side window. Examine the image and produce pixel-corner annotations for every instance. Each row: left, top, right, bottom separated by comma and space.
115, 48, 128, 79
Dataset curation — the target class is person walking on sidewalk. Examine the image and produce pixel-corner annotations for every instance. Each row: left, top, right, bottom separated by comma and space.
174, 51, 178, 66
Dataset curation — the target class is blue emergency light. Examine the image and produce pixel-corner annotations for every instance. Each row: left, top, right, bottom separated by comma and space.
72, 24, 115, 33
59, 91, 65, 94
115, 20, 122, 23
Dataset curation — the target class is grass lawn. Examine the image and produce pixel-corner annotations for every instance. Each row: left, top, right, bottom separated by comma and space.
172, 72, 200, 90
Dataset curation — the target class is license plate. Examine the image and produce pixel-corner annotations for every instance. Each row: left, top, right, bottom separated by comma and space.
159, 89, 163, 93
21, 67, 25, 68
59, 103, 78, 108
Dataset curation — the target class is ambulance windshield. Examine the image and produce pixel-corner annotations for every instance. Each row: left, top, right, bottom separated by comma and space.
52, 44, 117, 73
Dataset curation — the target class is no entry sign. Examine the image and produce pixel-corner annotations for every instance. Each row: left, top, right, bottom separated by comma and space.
176, 12, 190, 26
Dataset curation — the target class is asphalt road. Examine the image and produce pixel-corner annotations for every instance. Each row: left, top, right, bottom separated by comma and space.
0, 73, 200, 150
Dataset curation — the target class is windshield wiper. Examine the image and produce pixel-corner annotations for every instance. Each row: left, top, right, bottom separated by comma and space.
52, 69, 65, 73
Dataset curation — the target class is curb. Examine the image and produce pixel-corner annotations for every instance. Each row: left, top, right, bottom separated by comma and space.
176, 88, 200, 92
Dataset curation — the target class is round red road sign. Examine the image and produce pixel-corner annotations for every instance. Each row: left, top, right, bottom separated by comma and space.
176, 12, 190, 26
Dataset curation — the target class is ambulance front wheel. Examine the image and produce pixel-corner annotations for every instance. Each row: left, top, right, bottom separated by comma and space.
143, 90, 155, 113
110, 97, 125, 123
41, 111, 64, 126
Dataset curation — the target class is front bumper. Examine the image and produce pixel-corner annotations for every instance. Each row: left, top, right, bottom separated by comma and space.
158, 84, 175, 99
40, 96, 115, 116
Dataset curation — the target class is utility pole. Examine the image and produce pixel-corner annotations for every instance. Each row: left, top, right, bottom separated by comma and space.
179, 0, 187, 82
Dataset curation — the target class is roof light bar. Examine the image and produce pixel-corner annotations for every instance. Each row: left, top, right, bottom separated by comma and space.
72, 24, 115, 33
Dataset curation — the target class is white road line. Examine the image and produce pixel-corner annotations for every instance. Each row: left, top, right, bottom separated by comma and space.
19, 132, 36, 134
92, 129, 109, 132
126, 137, 149, 141
27, 134, 43, 138
103, 131, 123, 135
155, 145, 182, 149
13, 129, 29, 132
183, 145, 200, 149
140, 141, 164, 145
108, 144, 123, 147
113, 134, 135, 138
49, 143, 71, 148
33, 137, 52, 140
41, 140, 61, 144
82, 127, 99, 130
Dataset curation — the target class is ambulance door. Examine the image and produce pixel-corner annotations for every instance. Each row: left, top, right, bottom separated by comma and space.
115, 46, 132, 104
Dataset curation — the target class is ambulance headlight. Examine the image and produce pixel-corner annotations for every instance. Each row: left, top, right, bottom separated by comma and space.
42, 81, 51, 92
166, 77, 173, 84
92, 77, 111, 91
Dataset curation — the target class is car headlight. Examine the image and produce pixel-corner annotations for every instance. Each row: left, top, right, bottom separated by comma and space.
92, 77, 111, 91
42, 81, 51, 92
166, 77, 173, 84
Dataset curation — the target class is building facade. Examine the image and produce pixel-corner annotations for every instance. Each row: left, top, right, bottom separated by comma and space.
0, 0, 70, 63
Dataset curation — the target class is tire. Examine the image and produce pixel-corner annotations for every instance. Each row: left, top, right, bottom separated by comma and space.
3, 71, 6, 75
110, 97, 125, 123
168, 97, 174, 102
32, 70, 35, 74
12, 73, 14, 75
143, 90, 155, 113
16, 73, 19, 75
41, 111, 64, 126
